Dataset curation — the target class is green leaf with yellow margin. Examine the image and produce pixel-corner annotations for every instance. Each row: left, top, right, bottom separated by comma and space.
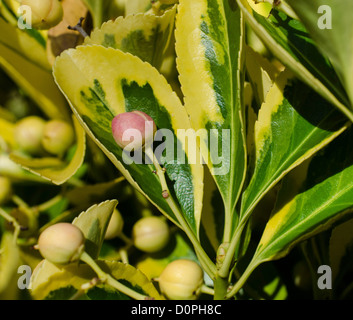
0, 19, 70, 121
239, 69, 348, 230
30, 259, 162, 300
0, 233, 22, 300
9, 115, 86, 185
236, 0, 353, 122
84, 6, 176, 70
0, 153, 51, 184
53, 45, 204, 236
286, 0, 353, 110
244, 45, 279, 105
30, 200, 162, 300
0, 17, 49, 71
72, 200, 118, 259
242, 127, 353, 284
175, 0, 246, 239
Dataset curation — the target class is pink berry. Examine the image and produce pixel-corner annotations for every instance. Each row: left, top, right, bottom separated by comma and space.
111, 111, 157, 151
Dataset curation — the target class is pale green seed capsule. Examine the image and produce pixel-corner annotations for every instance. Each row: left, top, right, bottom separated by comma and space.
37, 223, 85, 265
14, 116, 46, 156
132, 216, 169, 253
20, 0, 63, 30
158, 259, 204, 300
105, 209, 124, 240
41, 120, 75, 156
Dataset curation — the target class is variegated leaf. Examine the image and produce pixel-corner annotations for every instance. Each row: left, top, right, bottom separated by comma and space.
252, 127, 353, 269
236, 0, 352, 121
0, 36, 70, 121
53, 45, 203, 236
286, 0, 353, 109
0, 233, 21, 300
245, 45, 279, 105
84, 6, 176, 70
239, 69, 347, 229
72, 200, 118, 259
0, 16, 49, 71
175, 0, 246, 239
30, 259, 162, 300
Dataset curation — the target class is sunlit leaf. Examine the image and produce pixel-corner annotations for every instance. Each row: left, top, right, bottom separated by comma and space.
85, 6, 176, 70
287, 0, 353, 108
72, 200, 118, 259
236, 0, 352, 121
175, 0, 246, 237
240, 69, 347, 230
53, 45, 204, 236
249, 127, 353, 274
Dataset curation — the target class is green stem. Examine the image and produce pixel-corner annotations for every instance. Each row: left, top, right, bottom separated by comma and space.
213, 275, 229, 300
12, 195, 29, 209
0, 1, 18, 26
80, 251, 147, 300
200, 284, 215, 296
0, 207, 20, 244
35, 194, 63, 212
118, 232, 133, 245
118, 248, 129, 264
225, 259, 261, 299
222, 206, 232, 243
144, 146, 217, 278
218, 220, 247, 278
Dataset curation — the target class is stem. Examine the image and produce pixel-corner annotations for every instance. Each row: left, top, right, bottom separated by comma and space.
12, 195, 29, 209
35, 194, 63, 212
0, 208, 20, 244
93, 2, 103, 28
213, 275, 229, 300
68, 17, 89, 38
218, 220, 247, 278
225, 259, 261, 299
144, 146, 216, 278
118, 248, 129, 264
222, 206, 232, 243
200, 284, 215, 296
118, 232, 133, 245
80, 251, 147, 300
70, 278, 100, 300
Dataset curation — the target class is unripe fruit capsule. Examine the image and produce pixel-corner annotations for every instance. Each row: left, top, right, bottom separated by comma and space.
104, 209, 124, 240
158, 259, 204, 300
37, 223, 85, 265
132, 216, 169, 253
111, 111, 157, 151
41, 120, 75, 156
20, 0, 63, 30
14, 116, 46, 156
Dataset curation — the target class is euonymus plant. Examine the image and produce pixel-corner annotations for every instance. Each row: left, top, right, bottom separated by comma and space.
0, 0, 353, 300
